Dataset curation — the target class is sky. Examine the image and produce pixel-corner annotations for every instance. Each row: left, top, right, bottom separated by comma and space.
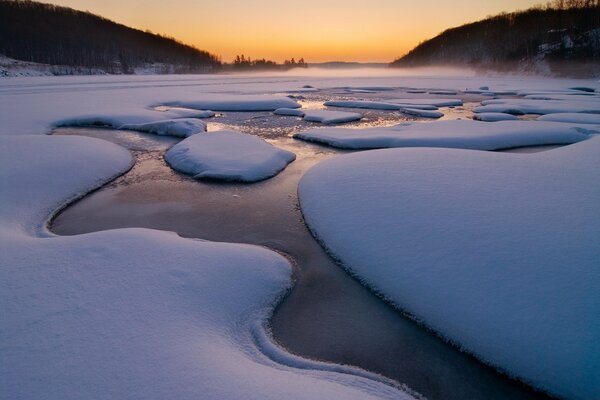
48, 0, 544, 63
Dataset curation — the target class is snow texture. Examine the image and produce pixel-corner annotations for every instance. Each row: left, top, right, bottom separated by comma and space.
294, 120, 592, 150
164, 94, 300, 111
389, 98, 463, 107
298, 137, 600, 400
165, 130, 296, 182
303, 109, 363, 124
274, 107, 306, 116
474, 98, 600, 115
0, 134, 411, 400
401, 108, 443, 118
324, 100, 405, 110
120, 118, 207, 137
473, 113, 519, 122
538, 112, 600, 124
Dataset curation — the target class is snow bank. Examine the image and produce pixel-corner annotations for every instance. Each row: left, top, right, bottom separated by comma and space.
298, 137, 600, 400
473, 113, 518, 122
120, 118, 206, 138
293, 120, 591, 150
165, 130, 296, 182
164, 94, 300, 111
303, 110, 363, 124
474, 98, 600, 115
0, 134, 411, 400
538, 112, 600, 124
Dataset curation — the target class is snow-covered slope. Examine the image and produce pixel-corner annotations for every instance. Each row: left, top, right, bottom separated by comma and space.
298, 138, 600, 399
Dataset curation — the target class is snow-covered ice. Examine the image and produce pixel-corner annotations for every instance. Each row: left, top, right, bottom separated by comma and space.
324, 100, 405, 110
165, 130, 296, 182
474, 98, 600, 115
538, 112, 600, 124
0, 134, 411, 400
473, 113, 519, 122
163, 94, 300, 111
55, 114, 207, 137
401, 108, 443, 118
294, 120, 592, 150
303, 109, 363, 124
120, 118, 207, 137
298, 137, 600, 400
389, 98, 463, 107
274, 107, 306, 116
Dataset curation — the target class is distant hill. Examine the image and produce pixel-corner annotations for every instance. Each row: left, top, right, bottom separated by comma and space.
391, 1, 600, 77
0, 0, 221, 74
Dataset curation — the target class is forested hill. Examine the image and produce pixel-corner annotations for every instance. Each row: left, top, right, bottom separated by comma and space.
391, 1, 600, 76
0, 0, 221, 74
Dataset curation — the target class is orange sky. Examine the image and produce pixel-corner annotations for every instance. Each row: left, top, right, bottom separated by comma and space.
48, 0, 544, 63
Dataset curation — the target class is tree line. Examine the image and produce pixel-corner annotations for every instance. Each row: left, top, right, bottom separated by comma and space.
391, 0, 600, 75
228, 55, 308, 71
0, 0, 221, 74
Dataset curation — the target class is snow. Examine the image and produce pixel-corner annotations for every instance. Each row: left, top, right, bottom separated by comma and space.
55, 115, 206, 137
120, 118, 207, 137
538, 113, 600, 124
428, 89, 458, 95
294, 120, 592, 150
274, 107, 306, 116
156, 106, 216, 119
473, 113, 519, 122
165, 130, 296, 182
474, 98, 600, 115
163, 94, 300, 111
273, 108, 363, 124
298, 137, 600, 400
303, 109, 363, 124
0, 133, 410, 400
401, 108, 443, 118
388, 98, 463, 107
323, 100, 405, 110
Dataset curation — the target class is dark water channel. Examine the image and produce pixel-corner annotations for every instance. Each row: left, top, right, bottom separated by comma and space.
50, 102, 554, 400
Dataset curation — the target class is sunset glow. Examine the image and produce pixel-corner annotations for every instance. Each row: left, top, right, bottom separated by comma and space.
47, 0, 544, 62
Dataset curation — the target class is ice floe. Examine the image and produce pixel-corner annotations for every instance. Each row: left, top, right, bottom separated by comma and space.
294, 120, 592, 150
54, 114, 207, 137
473, 113, 519, 122
389, 98, 463, 107
303, 110, 363, 124
120, 118, 207, 137
0, 134, 411, 400
401, 108, 443, 119
324, 100, 405, 110
163, 94, 300, 111
274, 107, 306, 116
538, 112, 600, 124
298, 137, 600, 400
165, 130, 296, 182
474, 98, 600, 115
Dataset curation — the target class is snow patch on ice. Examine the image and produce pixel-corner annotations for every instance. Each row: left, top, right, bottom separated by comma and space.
164, 94, 300, 111
401, 108, 443, 119
298, 137, 600, 400
165, 130, 296, 182
303, 110, 363, 124
473, 113, 519, 122
0, 134, 412, 400
475, 98, 600, 115
120, 118, 207, 137
538, 113, 600, 124
294, 120, 591, 150
274, 108, 306, 116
